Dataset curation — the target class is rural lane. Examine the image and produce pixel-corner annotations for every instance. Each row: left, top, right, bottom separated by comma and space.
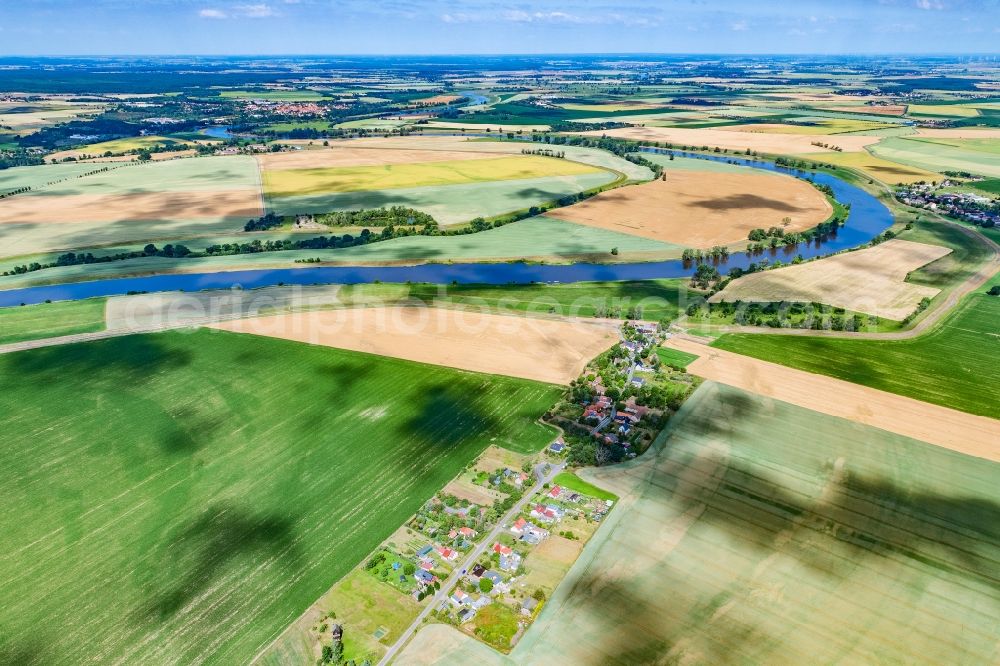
378, 461, 566, 666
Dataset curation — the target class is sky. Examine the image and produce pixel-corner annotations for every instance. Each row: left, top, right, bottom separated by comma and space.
2, 0, 1000, 56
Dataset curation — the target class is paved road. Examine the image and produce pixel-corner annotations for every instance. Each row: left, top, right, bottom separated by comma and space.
378, 461, 565, 666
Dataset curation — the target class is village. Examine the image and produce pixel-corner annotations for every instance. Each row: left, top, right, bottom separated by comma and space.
895, 179, 999, 229
545, 321, 699, 467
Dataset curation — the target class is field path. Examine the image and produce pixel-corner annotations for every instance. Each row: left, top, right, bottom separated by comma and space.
664, 336, 1000, 462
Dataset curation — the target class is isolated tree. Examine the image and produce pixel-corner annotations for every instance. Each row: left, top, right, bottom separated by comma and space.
479, 577, 494, 594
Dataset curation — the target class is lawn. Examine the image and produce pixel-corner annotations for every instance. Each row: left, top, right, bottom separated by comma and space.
552, 471, 617, 502
655, 346, 699, 370
711, 274, 1000, 418
0, 298, 105, 345
0, 329, 561, 664
261, 155, 602, 198
512, 381, 1000, 665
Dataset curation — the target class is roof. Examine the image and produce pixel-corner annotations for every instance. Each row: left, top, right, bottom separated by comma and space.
416, 545, 433, 556
470, 563, 486, 577
512, 517, 527, 530
549, 485, 561, 497
521, 597, 538, 610
492, 543, 513, 555
549, 442, 565, 452
483, 570, 503, 584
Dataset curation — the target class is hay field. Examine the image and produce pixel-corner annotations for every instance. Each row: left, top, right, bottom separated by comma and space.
870, 136, 1000, 178
907, 103, 981, 117
581, 126, 881, 155
712, 276, 1000, 419
801, 150, 938, 185
545, 170, 831, 247
507, 381, 1000, 665
261, 155, 601, 197
719, 119, 893, 135
0, 298, 105, 345
0, 330, 561, 664
210, 305, 619, 384
710, 239, 951, 320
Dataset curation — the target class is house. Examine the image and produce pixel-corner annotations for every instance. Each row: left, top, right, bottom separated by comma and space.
531, 504, 557, 523
483, 570, 504, 586
549, 441, 565, 454
416, 545, 434, 558
499, 552, 521, 572
548, 485, 562, 499
510, 517, 528, 535
492, 542, 513, 556
437, 546, 458, 561
521, 597, 539, 617
415, 569, 435, 585
450, 589, 470, 607
457, 607, 477, 623
515, 472, 530, 486
469, 563, 486, 579
471, 594, 492, 610
458, 526, 477, 538
419, 559, 434, 571
444, 504, 477, 518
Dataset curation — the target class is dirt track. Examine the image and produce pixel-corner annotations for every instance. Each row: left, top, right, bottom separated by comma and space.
209, 305, 620, 384
546, 171, 830, 247
665, 337, 1000, 462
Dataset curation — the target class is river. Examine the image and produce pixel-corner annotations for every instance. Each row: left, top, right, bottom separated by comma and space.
0, 152, 892, 307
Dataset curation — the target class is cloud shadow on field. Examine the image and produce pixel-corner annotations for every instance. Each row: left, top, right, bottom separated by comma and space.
0, 636, 52, 666
4, 332, 192, 381
545, 444, 1000, 664
686, 193, 809, 213
141, 502, 301, 621
396, 381, 501, 450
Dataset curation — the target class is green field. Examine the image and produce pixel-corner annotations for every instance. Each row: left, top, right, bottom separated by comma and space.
0, 218, 680, 289
262, 155, 602, 198
265, 172, 618, 225
970, 177, 1000, 194
510, 382, 1000, 665
260, 121, 337, 133
0, 298, 106, 344
712, 273, 1000, 418
71, 135, 188, 154
0, 330, 561, 664
655, 346, 699, 370
552, 471, 617, 502
218, 89, 327, 101
870, 136, 1000, 178
0, 161, 115, 193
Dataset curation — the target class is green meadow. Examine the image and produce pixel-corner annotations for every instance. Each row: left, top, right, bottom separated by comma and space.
0, 330, 561, 664
712, 274, 1000, 418
0, 298, 106, 345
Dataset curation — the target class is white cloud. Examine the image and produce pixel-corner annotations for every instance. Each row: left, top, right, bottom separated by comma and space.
199, 8, 227, 18
235, 3, 277, 18
915, 0, 944, 8
731, 20, 748, 31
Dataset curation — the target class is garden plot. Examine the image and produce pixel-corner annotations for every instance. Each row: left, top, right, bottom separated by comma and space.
209, 305, 619, 384
710, 239, 952, 320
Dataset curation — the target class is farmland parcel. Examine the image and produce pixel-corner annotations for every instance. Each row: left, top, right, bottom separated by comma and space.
710, 239, 952, 320
0, 330, 561, 663
545, 170, 831, 248
210, 306, 620, 384
397, 382, 1000, 665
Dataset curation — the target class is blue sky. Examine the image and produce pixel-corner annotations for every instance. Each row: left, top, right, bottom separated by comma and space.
2, 0, 999, 55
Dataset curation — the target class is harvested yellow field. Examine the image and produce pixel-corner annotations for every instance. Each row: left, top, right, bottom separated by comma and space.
261, 155, 600, 197
580, 126, 881, 155
546, 170, 831, 247
256, 145, 503, 170
720, 120, 892, 135
802, 150, 938, 184
914, 128, 1000, 139
710, 239, 951, 320
827, 104, 907, 116
209, 306, 619, 384
665, 337, 1000, 462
